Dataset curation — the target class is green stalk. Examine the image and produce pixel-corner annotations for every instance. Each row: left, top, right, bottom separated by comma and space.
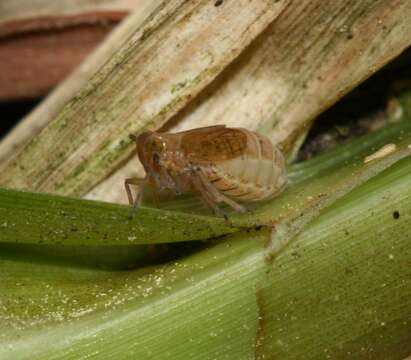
1, 146, 410, 359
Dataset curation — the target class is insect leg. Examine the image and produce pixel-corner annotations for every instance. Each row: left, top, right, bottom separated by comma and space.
124, 177, 146, 205
145, 175, 162, 208
199, 190, 228, 218
125, 177, 147, 218
195, 169, 247, 214
189, 172, 228, 218
159, 167, 180, 193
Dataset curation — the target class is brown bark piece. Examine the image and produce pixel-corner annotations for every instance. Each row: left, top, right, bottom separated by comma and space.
0, 12, 126, 101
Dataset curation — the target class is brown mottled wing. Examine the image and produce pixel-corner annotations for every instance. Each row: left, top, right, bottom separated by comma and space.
181, 126, 248, 163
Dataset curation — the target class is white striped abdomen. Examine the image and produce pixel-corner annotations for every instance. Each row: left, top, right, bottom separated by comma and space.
203, 131, 287, 202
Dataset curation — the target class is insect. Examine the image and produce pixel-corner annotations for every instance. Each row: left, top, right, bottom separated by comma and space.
125, 125, 287, 217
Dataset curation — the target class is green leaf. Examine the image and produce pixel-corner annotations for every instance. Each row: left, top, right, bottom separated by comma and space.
0, 188, 235, 246
1, 147, 410, 359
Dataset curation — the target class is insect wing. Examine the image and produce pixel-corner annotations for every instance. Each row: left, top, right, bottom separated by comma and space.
180, 127, 248, 163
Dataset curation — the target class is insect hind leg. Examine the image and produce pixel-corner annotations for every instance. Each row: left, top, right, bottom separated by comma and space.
189, 171, 228, 218
194, 169, 247, 214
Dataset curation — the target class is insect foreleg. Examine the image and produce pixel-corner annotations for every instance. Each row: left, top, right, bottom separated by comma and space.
125, 177, 146, 218
124, 177, 146, 205
146, 175, 161, 208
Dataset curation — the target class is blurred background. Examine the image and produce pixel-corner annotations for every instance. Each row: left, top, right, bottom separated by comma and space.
1, 1, 410, 161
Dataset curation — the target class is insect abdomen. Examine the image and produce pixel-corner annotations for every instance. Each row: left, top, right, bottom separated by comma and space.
205, 131, 287, 202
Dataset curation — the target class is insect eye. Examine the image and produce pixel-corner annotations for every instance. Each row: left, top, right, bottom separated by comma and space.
153, 139, 166, 152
